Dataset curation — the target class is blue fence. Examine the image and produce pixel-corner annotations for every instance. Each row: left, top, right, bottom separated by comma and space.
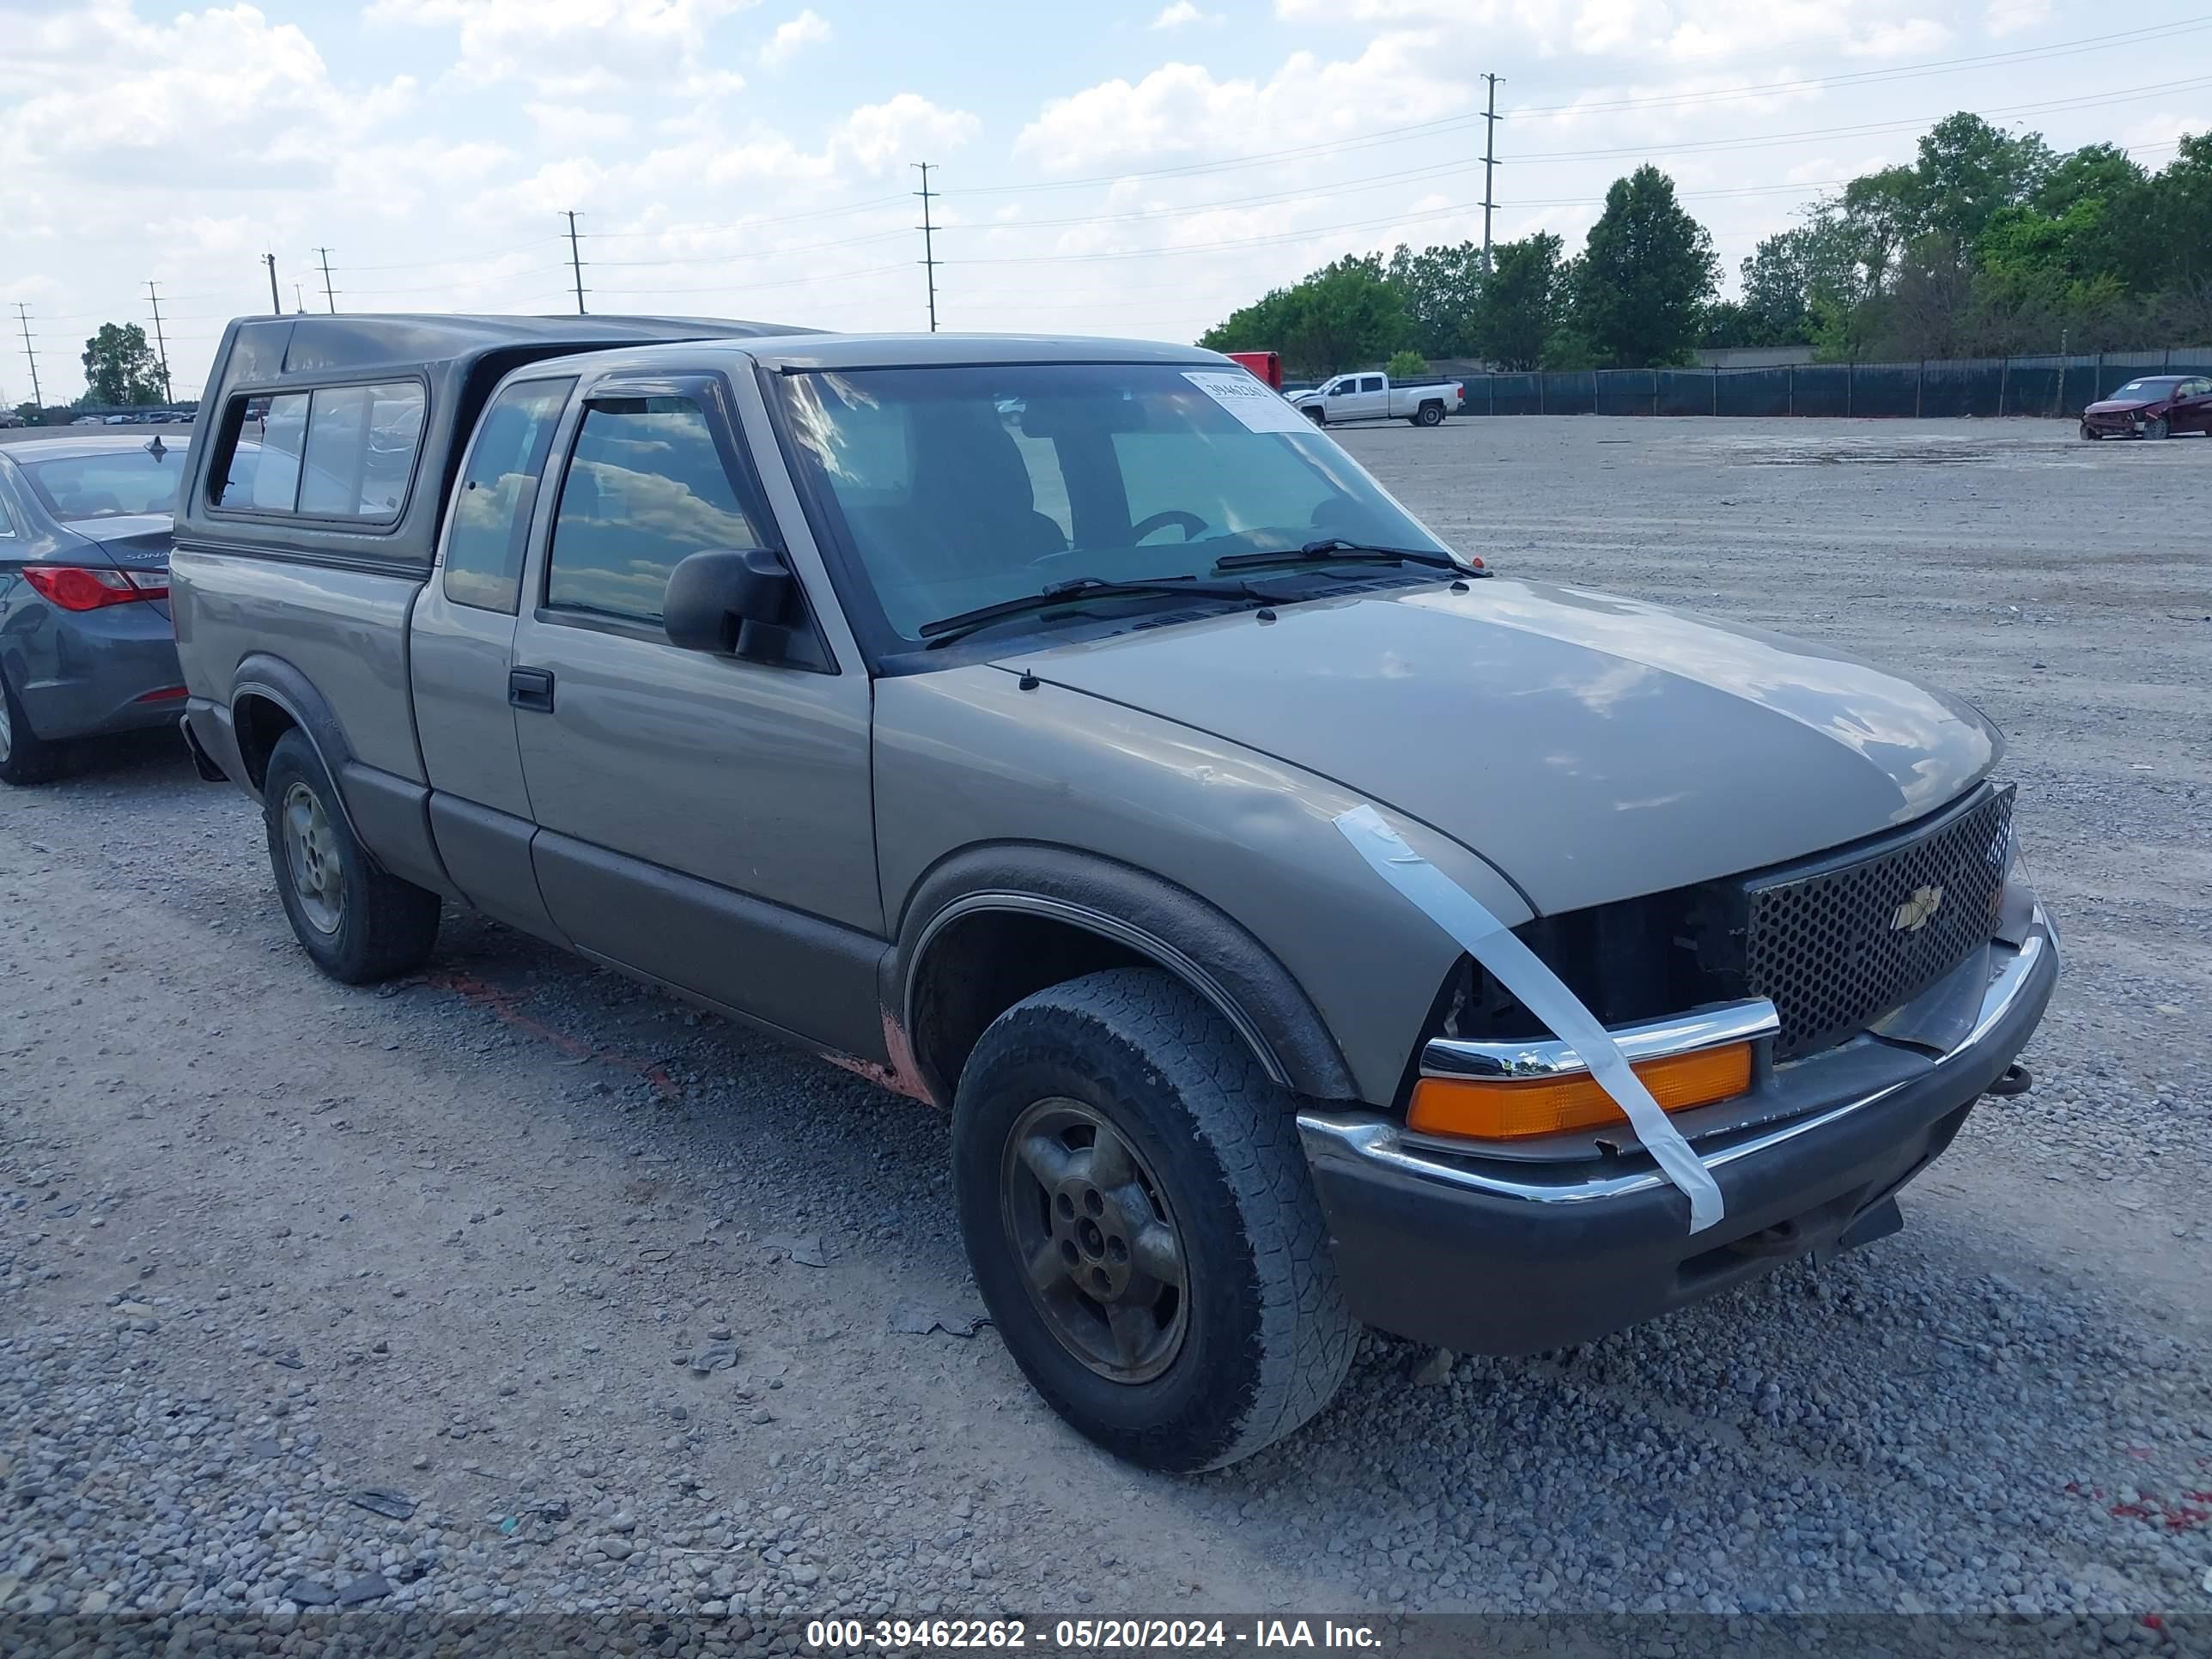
1455, 349, 2212, 420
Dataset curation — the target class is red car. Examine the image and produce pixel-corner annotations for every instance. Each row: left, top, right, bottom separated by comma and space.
2080, 374, 2212, 440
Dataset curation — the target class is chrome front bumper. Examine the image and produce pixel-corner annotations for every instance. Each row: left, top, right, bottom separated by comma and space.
1301, 916, 2054, 1209
1294, 913, 2057, 1354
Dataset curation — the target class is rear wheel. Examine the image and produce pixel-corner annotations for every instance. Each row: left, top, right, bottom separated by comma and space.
263, 728, 441, 984
2144, 416, 2170, 440
0, 672, 64, 787
952, 967, 1357, 1472
1415, 402, 1445, 427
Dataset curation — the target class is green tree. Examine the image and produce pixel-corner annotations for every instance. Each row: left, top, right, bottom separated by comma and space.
1383, 240, 1483, 358
1908, 112, 2055, 247
80, 323, 166, 407
1736, 208, 1871, 346
1569, 166, 1718, 367
1200, 254, 1409, 377
1468, 233, 1565, 370
2145, 131, 2212, 289
1385, 349, 1428, 379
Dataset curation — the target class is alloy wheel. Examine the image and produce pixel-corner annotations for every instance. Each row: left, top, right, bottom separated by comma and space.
282, 781, 345, 935
1000, 1097, 1189, 1384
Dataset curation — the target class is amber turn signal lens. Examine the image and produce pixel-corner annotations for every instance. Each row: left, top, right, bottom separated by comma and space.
1408, 1042, 1753, 1142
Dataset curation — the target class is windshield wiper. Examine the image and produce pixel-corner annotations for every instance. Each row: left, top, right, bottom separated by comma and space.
1213, 538, 1487, 580
919, 574, 1274, 649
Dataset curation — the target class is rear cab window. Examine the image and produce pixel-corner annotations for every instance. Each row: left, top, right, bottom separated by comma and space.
208, 380, 427, 525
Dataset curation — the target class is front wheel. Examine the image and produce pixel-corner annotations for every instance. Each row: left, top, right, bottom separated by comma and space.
1304, 406, 1326, 426
1415, 402, 1445, 427
263, 728, 441, 984
2079, 422, 2100, 441
952, 968, 1357, 1472
2144, 416, 2169, 440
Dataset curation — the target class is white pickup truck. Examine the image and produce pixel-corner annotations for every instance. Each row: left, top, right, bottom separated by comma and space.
1291, 372, 1462, 428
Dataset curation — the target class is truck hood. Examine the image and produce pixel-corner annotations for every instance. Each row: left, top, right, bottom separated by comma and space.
996, 577, 2000, 915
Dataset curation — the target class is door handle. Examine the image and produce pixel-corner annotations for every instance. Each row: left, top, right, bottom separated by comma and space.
508, 667, 555, 712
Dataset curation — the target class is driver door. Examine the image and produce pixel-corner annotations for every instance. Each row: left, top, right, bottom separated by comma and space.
2172, 378, 2212, 434
507, 371, 884, 1054
1338, 375, 1387, 421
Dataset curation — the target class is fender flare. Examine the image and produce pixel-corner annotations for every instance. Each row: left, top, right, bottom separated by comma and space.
890, 842, 1360, 1104
229, 653, 359, 801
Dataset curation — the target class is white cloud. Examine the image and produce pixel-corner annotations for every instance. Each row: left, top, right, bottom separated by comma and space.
1986, 0, 2051, 39
1151, 2, 1215, 28
836, 92, 981, 173
1841, 18, 1951, 58
758, 8, 830, 66
526, 101, 635, 144
367, 0, 758, 95
1273, 0, 1955, 64
1017, 36, 1467, 171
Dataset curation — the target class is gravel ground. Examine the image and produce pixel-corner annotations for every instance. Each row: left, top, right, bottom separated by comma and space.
2, 415, 2208, 1638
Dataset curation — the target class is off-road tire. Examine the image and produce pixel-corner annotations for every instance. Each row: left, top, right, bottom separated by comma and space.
0, 671, 64, 786
263, 728, 440, 984
1415, 402, 1446, 427
952, 967, 1358, 1472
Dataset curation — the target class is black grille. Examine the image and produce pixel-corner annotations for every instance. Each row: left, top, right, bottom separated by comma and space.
1745, 787, 2014, 1060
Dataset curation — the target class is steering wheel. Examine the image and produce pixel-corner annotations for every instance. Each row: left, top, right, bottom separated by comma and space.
1131, 509, 1206, 543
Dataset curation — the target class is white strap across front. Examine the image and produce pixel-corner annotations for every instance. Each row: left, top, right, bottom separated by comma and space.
1335, 805, 1727, 1234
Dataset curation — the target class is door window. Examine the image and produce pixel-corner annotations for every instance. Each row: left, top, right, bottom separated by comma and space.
443, 378, 574, 613
1358, 375, 1385, 393
544, 397, 766, 627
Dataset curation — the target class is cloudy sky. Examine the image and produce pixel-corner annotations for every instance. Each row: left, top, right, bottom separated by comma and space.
3, 0, 2207, 401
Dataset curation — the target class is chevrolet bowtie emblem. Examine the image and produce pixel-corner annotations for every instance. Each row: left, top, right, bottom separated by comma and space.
1892, 884, 1944, 933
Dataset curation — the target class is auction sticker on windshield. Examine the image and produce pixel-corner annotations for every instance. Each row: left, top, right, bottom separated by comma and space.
1183, 369, 1312, 434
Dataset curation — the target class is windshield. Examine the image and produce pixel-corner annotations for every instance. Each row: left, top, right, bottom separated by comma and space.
22, 444, 190, 521
775, 362, 1451, 643
2110, 379, 2180, 400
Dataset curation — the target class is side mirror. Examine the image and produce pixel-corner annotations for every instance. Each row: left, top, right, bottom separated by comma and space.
663, 547, 797, 658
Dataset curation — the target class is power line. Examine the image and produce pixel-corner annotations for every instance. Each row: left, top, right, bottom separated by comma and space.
966, 71, 2211, 240
942, 19, 2212, 199
587, 227, 906, 270
15, 305, 42, 412
567, 213, 592, 315
329, 235, 555, 273
313, 248, 337, 313
914, 162, 940, 333
1480, 72, 1502, 277
592, 262, 912, 299
145, 282, 172, 402
1505, 18, 2212, 119
586, 193, 909, 242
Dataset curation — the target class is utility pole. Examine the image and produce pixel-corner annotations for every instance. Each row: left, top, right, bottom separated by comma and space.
145, 282, 173, 404
263, 252, 282, 316
913, 162, 939, 333
294, 283, 307, 314
1480, 73, 1503, 276
565, 211, 587, 315
14, 304, 42, 416
313, 247, 337, 313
